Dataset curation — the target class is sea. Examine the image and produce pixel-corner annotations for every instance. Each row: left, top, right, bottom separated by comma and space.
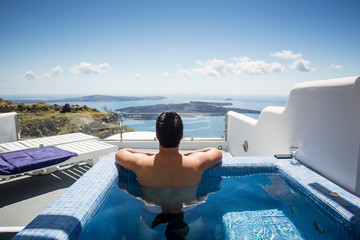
3, 94, 288, 138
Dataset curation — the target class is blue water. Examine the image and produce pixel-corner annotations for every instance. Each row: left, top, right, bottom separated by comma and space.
123, 114, 227, 138
3, 94, 287, 138
77, 172, 357, 240
2, 94, 288, 112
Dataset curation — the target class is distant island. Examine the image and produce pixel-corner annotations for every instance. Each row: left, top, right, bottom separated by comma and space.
189, 101, 232, 106
10, 95, 167, 104
117, 102, 260, 120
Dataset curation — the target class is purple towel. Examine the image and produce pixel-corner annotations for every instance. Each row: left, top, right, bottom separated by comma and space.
0, 146, 78, 175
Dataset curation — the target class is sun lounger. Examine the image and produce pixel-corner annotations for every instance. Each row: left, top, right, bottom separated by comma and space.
0, 112, 118, 180
0, 133, 97, 154
0, 140, 117, 180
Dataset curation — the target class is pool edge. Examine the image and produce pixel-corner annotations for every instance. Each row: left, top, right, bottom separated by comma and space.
12, 157, 360, 239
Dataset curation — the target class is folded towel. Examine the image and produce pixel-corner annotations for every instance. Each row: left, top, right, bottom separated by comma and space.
0, 146, 78, 175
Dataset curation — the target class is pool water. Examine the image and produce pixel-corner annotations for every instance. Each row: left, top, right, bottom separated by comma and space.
77, 172, 357, 240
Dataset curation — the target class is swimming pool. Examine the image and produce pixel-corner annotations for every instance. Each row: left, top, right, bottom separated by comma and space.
13, 157, 360, 239
77, 167, 356, 239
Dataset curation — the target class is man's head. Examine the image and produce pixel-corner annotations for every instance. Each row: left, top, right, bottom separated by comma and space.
156, 111, 183, 148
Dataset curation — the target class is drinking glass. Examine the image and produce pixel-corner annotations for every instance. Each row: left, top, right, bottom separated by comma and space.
289, 143, 299, 164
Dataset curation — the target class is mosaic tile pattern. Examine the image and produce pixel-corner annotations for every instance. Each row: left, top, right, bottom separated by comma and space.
277, 160, 360, 237
223, 209, 302, 239
13, 156, 360, 239
13, 157, 117, 240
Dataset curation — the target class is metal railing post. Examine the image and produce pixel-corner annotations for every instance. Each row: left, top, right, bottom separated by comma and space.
15, 113, 20, 140
224, 113, 228, 141
119, 113, 124, 142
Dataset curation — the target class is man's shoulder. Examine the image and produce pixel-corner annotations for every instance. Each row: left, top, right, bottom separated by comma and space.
182, 155, 203, 169
116, 149, 156, 171
133, 154, 155, 165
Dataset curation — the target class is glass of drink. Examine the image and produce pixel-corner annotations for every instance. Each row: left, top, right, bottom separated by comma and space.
289, 143, 299, 165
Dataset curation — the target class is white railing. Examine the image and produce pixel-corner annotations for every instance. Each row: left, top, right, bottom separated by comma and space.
7, 112, 227, 141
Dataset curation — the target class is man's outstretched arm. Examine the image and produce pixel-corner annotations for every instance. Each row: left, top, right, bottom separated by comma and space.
115, 148, 155, 171
183, 147, 223, 170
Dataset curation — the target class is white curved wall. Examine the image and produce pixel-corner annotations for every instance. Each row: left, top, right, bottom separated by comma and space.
227, 76, 360, 194
0, 112, 18, 144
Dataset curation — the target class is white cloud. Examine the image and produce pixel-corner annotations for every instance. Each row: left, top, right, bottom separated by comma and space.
21, 66, 63, 80
50, 66, 63, 76
195, 60, 203, 65
193, 57, 286, 76
193, 59, 234, 76
269, 62, 287, 73
22, 71, 42, 80
134, 73, 142, 80
328, 64, 343, 70
44, 66, 63, 78
176, 69, 192, 78
271, 50, 302, 60
289, 58, 314, 72
232, 57, 286, 75
162, 72, 171, 77
69, 62, 112, 74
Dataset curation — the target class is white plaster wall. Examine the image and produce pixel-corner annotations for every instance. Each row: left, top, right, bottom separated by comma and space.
227, 107, 290, 156
0, 112, 18, 143
227, 76, 360, 194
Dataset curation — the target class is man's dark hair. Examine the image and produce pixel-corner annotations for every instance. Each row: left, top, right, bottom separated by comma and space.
156, 111, 183, 148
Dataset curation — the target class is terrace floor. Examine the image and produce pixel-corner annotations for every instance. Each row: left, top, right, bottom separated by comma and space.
0, 152, 114, 240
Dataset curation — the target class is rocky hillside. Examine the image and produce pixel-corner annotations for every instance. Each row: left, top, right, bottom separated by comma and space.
0, 98, 132, 139
0, 98, 99, 113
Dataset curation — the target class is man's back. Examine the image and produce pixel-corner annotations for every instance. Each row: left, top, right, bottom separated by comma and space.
116, 111, 222, 187
116, 147, 222, 187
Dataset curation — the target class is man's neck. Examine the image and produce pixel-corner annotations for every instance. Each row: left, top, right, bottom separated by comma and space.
158, 145, 180, 155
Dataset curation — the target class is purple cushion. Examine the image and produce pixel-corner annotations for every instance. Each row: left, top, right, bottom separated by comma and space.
0, 146, 78, 175
0, 157, 13, 175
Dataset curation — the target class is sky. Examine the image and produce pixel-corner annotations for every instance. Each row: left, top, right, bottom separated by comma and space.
0, 0, 359, 97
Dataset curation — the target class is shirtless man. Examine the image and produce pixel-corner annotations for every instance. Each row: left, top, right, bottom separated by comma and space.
115, 111, 222, 187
